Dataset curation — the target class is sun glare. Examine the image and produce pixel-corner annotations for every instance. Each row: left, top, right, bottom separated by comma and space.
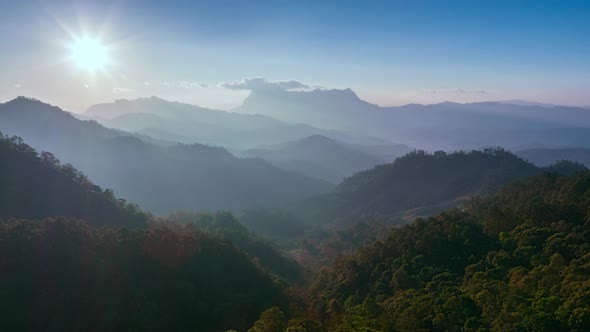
69, 36, 110, 72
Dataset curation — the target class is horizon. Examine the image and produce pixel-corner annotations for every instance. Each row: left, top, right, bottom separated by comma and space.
2, 0, 590, 112
3, 91, 588, 116
3, 2, 590, 330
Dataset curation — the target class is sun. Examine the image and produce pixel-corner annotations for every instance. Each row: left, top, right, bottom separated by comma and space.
69, 36, 110, 72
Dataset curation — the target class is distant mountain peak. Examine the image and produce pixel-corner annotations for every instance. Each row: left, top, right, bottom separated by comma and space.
496, 99, 556, 108
2, 96, 73, 118
299, 134, 335, 143
6, 96, 52, 107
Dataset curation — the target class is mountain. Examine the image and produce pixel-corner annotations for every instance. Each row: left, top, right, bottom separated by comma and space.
517, 147, 590, 167
0, 97, 332, 213
296, 149, 542, 223
0, 218, 287, 332
237, 88, 378, 131
307, 171, 590, 331
235, 89, 590, 150
86, 96, 378, 149
496, 99, 556, 108
0, 131, 148, 228
242, 135, 412, 183
165, 211, 304, 283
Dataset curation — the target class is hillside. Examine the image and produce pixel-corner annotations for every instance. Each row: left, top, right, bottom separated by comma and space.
297, 149, 542, 223
0, 218, 287, 331
235, 89, 590, 150
164, 211, 304, 283
86, 96, 371, 149
518, 147, 590, 167
0, 131, 148, 228
243, 135, 411, 183
0, 97, 332, 213
306, 171, 590, 331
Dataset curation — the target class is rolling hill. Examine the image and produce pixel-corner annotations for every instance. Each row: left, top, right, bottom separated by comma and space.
86, 96, 379, 149
0, 131, 148, 228
296, 148, 543, 223
517, 147, 590, 167
235, 88, 590, 150
0, 97, 332, 213
242, 135, 411, 183
307, 171, 590, 331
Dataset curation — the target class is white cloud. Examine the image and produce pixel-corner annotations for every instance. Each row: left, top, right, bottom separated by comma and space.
113, 87, 132, 93
14, 83, 22, 89
220, 77, 311, 91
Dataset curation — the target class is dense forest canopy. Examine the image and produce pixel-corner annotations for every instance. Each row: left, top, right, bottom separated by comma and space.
3, 1, 590, 330
0, 218, 287, 332
1, 117, 590, 331
164, 211, 304, 283
0, 131, 148, 228
297, 148, 542, 224
304, 171, 590, 331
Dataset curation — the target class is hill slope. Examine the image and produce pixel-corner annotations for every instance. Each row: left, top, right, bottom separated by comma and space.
243, 135, 411, 183
87, 96, 373, 149
0, 131, 148, 227
0, 218, 286, 331
308, 171, 590, 331
0, 97, 332, 213
235, 88, 590, 150
517, 147, 590, 167
297, 149, 542, 223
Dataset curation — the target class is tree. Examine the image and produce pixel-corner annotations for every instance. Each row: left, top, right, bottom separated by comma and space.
248, 307, 287, 332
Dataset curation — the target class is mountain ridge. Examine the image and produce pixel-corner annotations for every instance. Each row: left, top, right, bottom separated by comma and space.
0, 97, 332, 213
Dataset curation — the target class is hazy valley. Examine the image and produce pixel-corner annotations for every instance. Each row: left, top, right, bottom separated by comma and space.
2, 1, 590, 331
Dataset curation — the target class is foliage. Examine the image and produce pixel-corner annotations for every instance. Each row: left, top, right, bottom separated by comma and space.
306, 171, 590, 331
543, 159, 587, 176
298, 148, 541, 224
0, 131, 148, 227
248, 307, 288, 332
240, 208, 306, 242
164, 211, 305, 283
0, 218, 286, 332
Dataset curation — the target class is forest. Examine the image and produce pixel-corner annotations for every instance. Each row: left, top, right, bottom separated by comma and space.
2, 1, 590, 330
1, 130, 590, 331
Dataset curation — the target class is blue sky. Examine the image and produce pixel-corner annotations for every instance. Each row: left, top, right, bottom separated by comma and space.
1, 0, 589, 112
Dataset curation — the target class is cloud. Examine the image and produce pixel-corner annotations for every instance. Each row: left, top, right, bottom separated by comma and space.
14, 83, 22, 89
421, 88, 487, 94
113, 87, 132, 93
220, 77, 311, 91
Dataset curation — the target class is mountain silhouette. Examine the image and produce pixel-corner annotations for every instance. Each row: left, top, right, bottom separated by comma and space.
243, 135, 411, 183
86, 96, 376, 149
296, 149, 542, 223
0, 97, 332, 213
0, 130, 148, 227
234, 88, 590, 150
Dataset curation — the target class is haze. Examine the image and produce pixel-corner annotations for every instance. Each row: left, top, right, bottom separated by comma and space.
2, 1, 590, 331
1, 0, 589, 112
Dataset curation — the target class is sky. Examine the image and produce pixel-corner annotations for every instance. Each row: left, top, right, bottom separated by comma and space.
0, 0, 589, 112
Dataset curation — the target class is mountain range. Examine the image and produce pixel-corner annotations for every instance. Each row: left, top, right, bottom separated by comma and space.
0, 131, 148, 228
517, 147, 590, 167
86, 96, 385, 150
84, 90, 590, 152
0, 97, 331, 213
242, 135, 411, 183
235, 88, 590, 150
295, 148, 571, 224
